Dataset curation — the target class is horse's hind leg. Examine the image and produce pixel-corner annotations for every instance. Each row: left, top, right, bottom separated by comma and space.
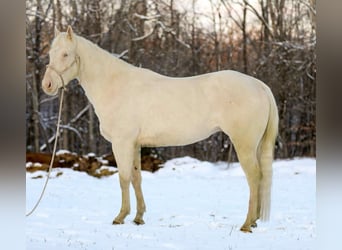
132, 146, 146, 225
234, 144, 261, 233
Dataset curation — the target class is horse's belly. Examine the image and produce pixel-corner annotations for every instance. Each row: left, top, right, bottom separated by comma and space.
138, 124, 221, 147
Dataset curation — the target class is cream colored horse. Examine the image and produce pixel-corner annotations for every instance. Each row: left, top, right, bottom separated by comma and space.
42, 26, 278, 233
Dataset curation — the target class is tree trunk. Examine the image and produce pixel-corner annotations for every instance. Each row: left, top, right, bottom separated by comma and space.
56, 0, 62, 29
242, 0, 248, 73
32, 0, 43, 152
191, 0, 199, 75
31, 70, 40, 152
88, 105, 96, 153
129, 0, 147, 65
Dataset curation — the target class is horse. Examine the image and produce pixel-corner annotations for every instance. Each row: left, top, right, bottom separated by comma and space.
42, 26, 278, 233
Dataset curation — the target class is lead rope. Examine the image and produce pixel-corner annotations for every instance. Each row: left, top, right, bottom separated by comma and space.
26, 87, 65, 217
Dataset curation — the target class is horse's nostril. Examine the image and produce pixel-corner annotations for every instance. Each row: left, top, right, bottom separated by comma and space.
48, 81, 52, 89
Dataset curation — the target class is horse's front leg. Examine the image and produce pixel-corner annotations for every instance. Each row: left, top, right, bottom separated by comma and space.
112, 142, 134, 224
132, 146, 146, 225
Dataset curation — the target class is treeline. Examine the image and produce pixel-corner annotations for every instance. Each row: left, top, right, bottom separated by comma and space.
26, 0, 316, 162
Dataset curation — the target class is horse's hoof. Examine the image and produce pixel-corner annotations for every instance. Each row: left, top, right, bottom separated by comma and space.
112, 219, 124, 225
133, 218, 145, 225
240, 226, 252, 233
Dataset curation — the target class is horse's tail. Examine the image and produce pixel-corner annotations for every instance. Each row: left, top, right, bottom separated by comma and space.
258, 85, 279, 221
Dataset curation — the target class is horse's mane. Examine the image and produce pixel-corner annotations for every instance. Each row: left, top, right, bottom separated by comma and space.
76, 35, 133, 68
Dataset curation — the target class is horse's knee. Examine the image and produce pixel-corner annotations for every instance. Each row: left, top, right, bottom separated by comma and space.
119, 173, 131, 188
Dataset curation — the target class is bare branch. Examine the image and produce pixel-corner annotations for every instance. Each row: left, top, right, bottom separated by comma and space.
132, 27, 155, 41
69, 104, 90, 124
299, 0, 316, 16
40, 95, 59, 105
115, 49, 129, 59
244, 0, 274, 38
133, 13, 161, 20
60, 125, 83, 141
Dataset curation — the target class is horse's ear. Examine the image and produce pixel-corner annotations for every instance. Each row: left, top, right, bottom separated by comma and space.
66, 25, 74, 41
54, 26, 60, 37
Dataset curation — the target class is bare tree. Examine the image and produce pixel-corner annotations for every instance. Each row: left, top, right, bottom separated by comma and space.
242, 0, 248, 73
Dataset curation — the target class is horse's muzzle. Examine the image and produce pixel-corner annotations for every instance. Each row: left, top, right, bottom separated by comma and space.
42, 76, 59, 96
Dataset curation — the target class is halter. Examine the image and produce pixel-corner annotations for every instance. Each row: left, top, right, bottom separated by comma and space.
46, 54, 80, 89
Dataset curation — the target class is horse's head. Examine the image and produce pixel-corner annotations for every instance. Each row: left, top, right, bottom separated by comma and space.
42, 26, 80, 95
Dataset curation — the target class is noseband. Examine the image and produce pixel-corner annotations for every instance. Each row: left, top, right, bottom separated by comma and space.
46, 54, 80, 89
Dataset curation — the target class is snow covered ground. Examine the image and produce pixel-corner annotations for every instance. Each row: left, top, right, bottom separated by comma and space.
26, 157, 316, 250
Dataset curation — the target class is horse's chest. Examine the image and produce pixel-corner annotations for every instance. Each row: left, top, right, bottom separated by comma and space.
99, 123, 112, 142
91, 105, 115, 142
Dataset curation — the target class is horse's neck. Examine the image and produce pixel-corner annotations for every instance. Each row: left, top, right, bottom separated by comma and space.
76, 36, 130, 102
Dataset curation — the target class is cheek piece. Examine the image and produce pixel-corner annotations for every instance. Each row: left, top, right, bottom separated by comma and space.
46, 54, 80, 90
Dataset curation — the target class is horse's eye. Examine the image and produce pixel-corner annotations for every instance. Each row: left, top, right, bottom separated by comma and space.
63, 53, 68, 58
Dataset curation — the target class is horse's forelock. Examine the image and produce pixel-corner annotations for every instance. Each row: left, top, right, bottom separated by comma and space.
51, 32, 74, 49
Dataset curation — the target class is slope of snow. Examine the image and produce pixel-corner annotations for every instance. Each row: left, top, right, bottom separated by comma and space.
26, 157, 316, 250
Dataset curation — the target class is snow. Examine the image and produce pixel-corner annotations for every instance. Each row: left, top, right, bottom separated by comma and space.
86, 152, 96, 158
56, 149, 72, 156
26, 157, 316, 250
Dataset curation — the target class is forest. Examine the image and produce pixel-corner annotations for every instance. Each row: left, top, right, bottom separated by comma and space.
26, 0, 316, 162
